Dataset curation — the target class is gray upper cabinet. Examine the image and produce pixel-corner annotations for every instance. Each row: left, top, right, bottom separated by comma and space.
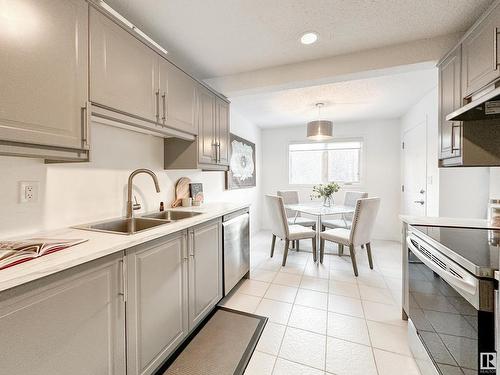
438, 45, 462, 163
159, 59, 197, 135
126, 232, 189, 375
90, 7, 159, 123
188, 219, 223, 330
216, 98, 230, 166
462, 2, 500, 97
197, 85, 217, 165
0, 253, 126, 375
0, 0, 89, 159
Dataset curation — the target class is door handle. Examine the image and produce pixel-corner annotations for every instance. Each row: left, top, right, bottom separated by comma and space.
414, 200, 425, 205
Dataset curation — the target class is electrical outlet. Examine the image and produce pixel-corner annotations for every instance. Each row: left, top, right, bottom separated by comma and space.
19, 181, 39, 203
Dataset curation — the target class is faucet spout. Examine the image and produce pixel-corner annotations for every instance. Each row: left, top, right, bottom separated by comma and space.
126, 169, 161, 219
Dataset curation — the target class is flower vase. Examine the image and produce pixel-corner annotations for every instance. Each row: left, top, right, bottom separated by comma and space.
323, 196, 333, 207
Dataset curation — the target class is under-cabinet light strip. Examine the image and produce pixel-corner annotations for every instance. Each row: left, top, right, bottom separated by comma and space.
99, 0, 168, 55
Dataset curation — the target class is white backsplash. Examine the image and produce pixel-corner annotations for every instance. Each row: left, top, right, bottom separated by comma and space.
0, 113, 262, 238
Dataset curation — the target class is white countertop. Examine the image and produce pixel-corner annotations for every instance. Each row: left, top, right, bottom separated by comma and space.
400, 215, 500, 229
0, 202, 249, 293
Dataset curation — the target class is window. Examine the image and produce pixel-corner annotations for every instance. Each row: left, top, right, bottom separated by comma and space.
288, 140, 363, 185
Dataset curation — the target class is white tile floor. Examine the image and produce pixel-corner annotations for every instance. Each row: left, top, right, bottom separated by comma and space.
219, 231, 421, 375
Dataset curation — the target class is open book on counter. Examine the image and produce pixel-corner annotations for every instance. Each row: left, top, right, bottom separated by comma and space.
0, 238, 88, 270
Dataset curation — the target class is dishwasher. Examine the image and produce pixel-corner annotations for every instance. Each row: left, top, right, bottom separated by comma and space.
222, 208, 250, 296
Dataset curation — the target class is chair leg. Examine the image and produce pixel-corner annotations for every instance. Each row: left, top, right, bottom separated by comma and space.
296, 240, 299, 251
282, 239, 290, 266
270, 234, 276, 257
366, 242, 374, 269
349, 244, 359, 276
319, 239, 324, 263
338, 244, 344, 256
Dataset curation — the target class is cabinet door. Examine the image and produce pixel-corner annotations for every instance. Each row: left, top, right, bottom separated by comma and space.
439, 46, 462, 160
0, 0, 87, 150
159, 59, 197, 134
0, 254, 126, 375
462, 3, 500, 97
188, 220, 222, 330
216, 98, 230, 165
90, 7, 159, 123
126, 232, 188, 375
197, 86, 217, 165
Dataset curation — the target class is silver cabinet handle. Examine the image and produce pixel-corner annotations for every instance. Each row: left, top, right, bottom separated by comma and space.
155, 90, 160, 122
81, 102, 90, 149
494, 27, 499, 70
414, 200, 425, 205
189, 230, 195, 257
451, 124, 461, 152
162, 92, 166, 122
212, 142, 218, 162
118, 259, 126, 302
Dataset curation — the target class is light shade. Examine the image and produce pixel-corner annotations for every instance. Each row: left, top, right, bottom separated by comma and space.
307, 120, 333, 140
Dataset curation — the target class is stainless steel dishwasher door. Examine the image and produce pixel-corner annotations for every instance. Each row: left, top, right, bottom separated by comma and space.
223, 210, 250, 295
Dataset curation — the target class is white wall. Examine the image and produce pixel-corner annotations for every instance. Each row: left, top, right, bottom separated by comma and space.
0, 109, 262, 238
261, 120, 401, 241
400, 85, 440, 217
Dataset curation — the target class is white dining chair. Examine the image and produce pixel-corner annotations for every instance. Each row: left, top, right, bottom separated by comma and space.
320, 197, 380, 276
277, 190, 316, 251
265, 195, 317, 266
322, 191, 368, 230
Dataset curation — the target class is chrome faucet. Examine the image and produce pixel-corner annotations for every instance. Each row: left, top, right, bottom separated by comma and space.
126, 169, 161, 219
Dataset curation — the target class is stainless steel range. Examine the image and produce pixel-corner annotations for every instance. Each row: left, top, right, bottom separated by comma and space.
403, 225, 499, 375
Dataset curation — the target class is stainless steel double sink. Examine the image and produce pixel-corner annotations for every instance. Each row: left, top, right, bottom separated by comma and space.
75, 210, 202, 235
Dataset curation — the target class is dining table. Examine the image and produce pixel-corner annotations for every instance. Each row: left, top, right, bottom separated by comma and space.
284, 202, 355, 262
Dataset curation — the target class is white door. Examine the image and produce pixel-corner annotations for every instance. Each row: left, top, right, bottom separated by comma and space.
403, 120, 427, 216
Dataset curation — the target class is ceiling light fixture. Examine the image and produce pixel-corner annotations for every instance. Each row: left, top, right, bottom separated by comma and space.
300, 32, 318, 45
307, 103, 333, 141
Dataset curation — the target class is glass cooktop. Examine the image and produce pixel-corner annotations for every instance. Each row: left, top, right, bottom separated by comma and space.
411, 225, 500, 275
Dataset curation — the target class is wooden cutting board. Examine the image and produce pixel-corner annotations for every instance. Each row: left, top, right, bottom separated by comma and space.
171, 177, 191, 207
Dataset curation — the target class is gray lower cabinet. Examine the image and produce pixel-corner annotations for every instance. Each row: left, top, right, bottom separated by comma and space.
188, 219, 223, 330
0, 0, 89, 161
125, 231, 189, 375
462, 2, 500, 97
0, 253, 126, 375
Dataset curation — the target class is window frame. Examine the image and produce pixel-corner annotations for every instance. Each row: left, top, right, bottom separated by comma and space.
287, 137, 365, 188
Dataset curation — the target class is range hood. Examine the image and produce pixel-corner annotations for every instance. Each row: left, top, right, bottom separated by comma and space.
447, 86, 500, 121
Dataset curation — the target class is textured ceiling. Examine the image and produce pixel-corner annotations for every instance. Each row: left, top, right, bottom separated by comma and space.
230, 69, 438, 127
105, 0, 492, 78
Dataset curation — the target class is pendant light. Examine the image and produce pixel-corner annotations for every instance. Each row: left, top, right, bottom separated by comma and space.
307, 103, 333, 140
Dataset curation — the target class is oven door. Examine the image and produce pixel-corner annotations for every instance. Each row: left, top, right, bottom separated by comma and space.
407, 233, 496, 375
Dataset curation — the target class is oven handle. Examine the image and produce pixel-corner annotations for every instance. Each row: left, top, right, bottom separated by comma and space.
407, 235, 478, 301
